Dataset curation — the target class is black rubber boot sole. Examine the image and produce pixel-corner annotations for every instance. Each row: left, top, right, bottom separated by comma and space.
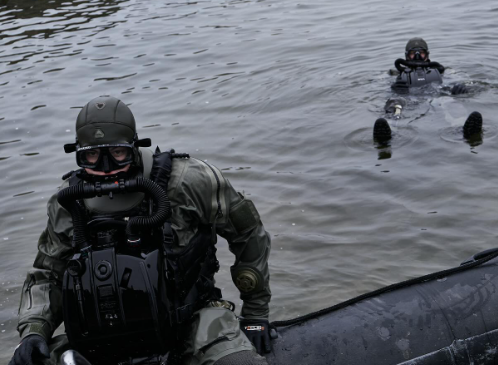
463, 111, 483, 138
373, 118, 392, 142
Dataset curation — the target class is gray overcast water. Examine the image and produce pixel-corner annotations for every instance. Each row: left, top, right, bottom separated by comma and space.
1, 0, 498, 361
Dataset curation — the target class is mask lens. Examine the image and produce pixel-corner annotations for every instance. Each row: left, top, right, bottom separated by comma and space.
109, 146, 132, 162
77, 148, 102, 167
84, 149, 101, 164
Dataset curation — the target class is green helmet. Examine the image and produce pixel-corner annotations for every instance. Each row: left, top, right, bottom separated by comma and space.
64, 96, 151, 172
405, 37, 428, 53
76, 96, 136, 147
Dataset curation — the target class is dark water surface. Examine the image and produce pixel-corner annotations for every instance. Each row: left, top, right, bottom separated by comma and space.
1, 0, 498, 360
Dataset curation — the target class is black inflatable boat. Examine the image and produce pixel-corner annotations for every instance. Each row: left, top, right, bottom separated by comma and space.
55, 249, 498, 365
266, 249, 498, 365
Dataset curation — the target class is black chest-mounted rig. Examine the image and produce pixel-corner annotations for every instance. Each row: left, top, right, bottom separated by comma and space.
57, 149, 220, 364
393, 58, 444, 89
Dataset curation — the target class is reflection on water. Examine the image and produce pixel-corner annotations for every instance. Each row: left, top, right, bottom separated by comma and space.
0, 0, 124, 47
343, 126, 419, 154
465, 133, 483, 148
440, 125, 488, 148
2, 0, 498, 361
376, 146, 392, 160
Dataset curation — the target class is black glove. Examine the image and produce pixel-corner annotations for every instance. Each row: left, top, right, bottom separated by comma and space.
9, 334, 50, 365
240, 318, 272, 354
391, 79, 409, 94
451, 83, 468, 95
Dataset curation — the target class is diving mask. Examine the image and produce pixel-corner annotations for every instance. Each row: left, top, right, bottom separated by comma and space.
76, 144, 135, 172
406, 48, 428, 61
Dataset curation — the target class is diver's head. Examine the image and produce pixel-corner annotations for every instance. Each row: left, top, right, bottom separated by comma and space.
405, 37, 429, 62
64, 96, 151, 176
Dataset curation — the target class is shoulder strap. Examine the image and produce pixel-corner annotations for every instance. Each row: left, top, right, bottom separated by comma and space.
150, 147, 174, 191
196, 159, 227, 244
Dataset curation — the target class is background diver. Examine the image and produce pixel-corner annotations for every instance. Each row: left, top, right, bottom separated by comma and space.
8, 96, 272, 365
373, 37, 483, 143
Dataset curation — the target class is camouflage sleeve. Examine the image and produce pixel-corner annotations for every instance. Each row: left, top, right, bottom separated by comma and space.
17, 190, 74, 341
219, 178, 272, 320
168, 158, 271, 320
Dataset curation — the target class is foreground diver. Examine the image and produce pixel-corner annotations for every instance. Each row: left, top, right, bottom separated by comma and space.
373, 37, 482, 143
8, 96, 272, 365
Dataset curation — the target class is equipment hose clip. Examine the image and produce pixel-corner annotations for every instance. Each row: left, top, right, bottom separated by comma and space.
95, 181, 102, 197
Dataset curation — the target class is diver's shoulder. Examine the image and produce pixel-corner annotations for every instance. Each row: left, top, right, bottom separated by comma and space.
171, 155, 225, 184
173, 155, 220, 173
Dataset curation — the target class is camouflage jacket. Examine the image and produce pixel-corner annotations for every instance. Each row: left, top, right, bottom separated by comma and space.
17, 152, 271, 341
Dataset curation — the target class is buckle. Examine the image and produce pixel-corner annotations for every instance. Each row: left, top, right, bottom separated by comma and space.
175, 304, 193, 323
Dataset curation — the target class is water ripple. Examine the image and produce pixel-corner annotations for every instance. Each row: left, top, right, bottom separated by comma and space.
94, 73, 137, 81
0, 0, 126, 46
2, 0, 498, 360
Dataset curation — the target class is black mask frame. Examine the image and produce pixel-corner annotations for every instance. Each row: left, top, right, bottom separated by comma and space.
76, 144, 135, 172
